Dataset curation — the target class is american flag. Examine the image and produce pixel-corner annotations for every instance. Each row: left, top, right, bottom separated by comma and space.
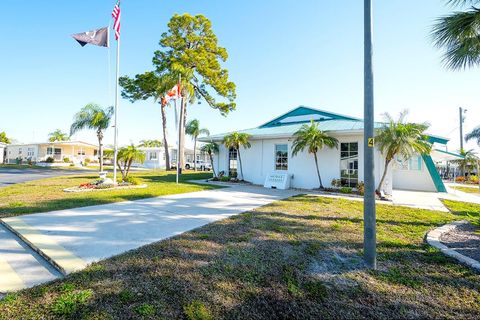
112, 1, 121, 40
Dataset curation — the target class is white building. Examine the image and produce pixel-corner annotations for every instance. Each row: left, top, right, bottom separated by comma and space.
200, 106, 459, 193
5, 141, 98, 165
0, 142, 6, 163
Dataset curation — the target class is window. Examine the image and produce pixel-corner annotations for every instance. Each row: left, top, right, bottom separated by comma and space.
149, 152, 157, 160
340, 142, 359, 188
275, 144, 288, 171
77, 150, 85, 156
228, 147, 238, 177
27, 148, 34, 157
395, 155, 422, 171
47, 148, 62, 155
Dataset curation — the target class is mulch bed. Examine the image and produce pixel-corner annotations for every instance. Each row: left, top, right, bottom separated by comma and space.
441, 223, 480, 262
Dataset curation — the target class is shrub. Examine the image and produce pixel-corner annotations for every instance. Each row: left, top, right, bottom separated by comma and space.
455, 176, 466, 183
95, 183, 113, 189
50, 289, 93, 318
468, 175, 479, 184
357, 181, 365, 195
69, 163, 75, 167
83, 158, 91, 165
183, 301, 213, 320
63, 157, 70, 163
331, 179, 340, 188
220, 176, 230, 182
339, 187, 353, 194
46, 157, 55, 163
134, 303, 155, 317
15, 157, 22, 164
122, 176, 140, 185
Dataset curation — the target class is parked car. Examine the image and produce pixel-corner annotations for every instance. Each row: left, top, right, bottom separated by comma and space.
185, 160, 211, 171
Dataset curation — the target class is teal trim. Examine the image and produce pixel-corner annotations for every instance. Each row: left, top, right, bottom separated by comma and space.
422, 154, 447, 192
427, 135, 449, 145
434, 149, 464, 159
260, 106, 359, 128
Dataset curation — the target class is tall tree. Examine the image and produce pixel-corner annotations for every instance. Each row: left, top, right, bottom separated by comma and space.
138, 139, 163, 148
452, 149, 478, 177
48, 129, 70, 142
70, 103, 113, 172
153, 14, 236, 169
201, 142, 219, 178
432, 0, 480, 69
0, 132, 11, 144
291, 121, 339, 189
117, 144, 146, 180
185, 119, 210, 171
120, 72, 174, 170
223, 132, 251, 180
375, 111, 432, 193
466, 127, 480, 146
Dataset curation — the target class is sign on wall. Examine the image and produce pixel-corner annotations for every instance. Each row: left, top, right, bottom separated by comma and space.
264, 172, 291, 190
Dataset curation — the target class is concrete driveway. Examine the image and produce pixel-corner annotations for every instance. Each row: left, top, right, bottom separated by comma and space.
0, 184, 299, 292
0, 167, 93, 187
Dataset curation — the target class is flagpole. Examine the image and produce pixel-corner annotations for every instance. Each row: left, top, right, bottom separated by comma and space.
176, 74, 182, 184
113, 23, 120, 185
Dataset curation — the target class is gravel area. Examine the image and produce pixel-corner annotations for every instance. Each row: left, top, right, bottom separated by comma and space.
440, 223, 480, 262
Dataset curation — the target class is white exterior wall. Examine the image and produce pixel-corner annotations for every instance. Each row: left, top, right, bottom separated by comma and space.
5, 144, 39, 163
0, 144, 5, 163
392, 157, 436, 192
214, 134, 394, 193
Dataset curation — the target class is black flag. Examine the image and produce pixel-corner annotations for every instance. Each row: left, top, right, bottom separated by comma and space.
72, 27, 109, 47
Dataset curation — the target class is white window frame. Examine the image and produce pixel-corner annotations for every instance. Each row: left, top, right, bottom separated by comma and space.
274, 144, 288, 171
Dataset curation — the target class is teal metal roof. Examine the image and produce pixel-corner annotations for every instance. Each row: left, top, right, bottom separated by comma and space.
203, 119, 384, 141
199, 106, 450, 144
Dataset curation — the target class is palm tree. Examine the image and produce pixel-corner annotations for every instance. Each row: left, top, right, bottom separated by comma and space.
375, 110, 432, 193
201, 142, 219, 178
0, 132, 11, 144
452, 149, 478, 177
185, 119, 210, 171
432, 1, 480, 69
117, 144, 146, 180
70, 103, 114, 173
138, 140, 163, 148
222, 132, 251, 180
48, 129, 69, 142
291, 120, 339, 189
466, 127, 480, 146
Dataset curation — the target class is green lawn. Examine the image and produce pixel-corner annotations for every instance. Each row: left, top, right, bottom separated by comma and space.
0, 171, 217, 219
1, 196, 479, 319
452, 185, 480, 195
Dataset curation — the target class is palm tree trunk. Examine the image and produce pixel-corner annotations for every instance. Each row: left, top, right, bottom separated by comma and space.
238, 148, 244, 180
313, 152, 323, 189
179, 99, 187, 171
116, 159, 124, 180
126, 159, 133, 178
193, 137, 197, 171
210, 153, 216, 178
97, 130, 104, 173
161, 104, 170, 170
376, 158, 391, 193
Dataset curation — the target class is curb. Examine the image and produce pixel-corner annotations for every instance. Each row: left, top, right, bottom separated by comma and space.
0, 219, 68, 276
426, 220, 480, 271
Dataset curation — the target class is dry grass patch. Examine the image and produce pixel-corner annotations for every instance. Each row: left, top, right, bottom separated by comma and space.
1, 195, 479, 319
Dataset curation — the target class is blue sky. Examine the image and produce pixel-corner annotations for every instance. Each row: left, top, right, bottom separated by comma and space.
0, 0, 479, 152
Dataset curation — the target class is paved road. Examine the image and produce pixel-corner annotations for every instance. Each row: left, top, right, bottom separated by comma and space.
0, 167, 93, 188
0, 184, 299, 292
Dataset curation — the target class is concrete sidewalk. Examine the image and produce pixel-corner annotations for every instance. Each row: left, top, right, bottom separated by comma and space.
0, 185, 299, 292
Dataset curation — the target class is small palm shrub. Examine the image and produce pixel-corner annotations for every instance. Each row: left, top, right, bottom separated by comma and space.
183, 301, 212, 320
46, 157, 55, 163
